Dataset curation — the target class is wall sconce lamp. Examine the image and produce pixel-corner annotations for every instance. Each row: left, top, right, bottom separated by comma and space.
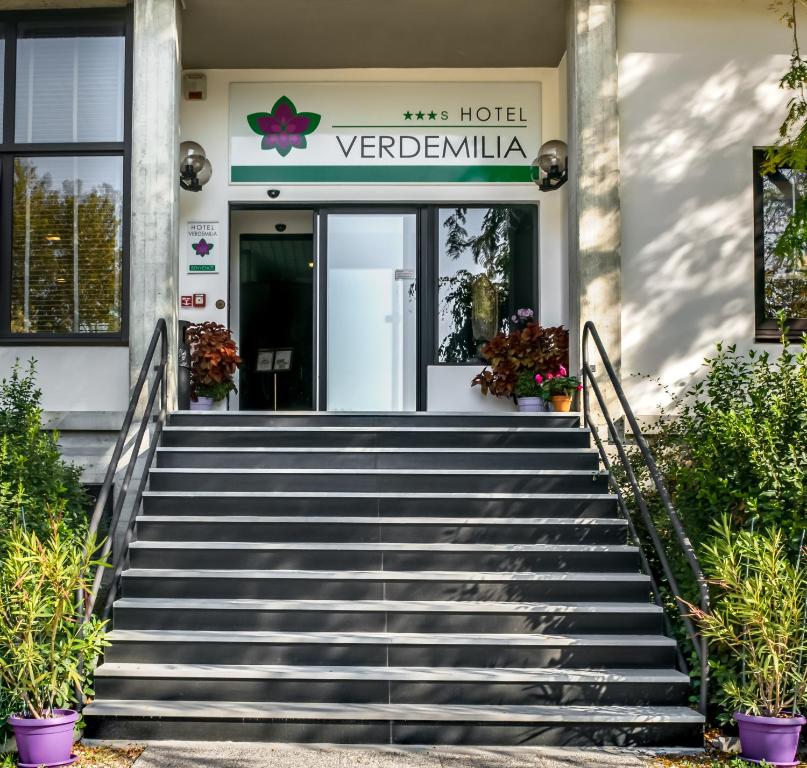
531, 140, 568, 192
179, 141, 212, 191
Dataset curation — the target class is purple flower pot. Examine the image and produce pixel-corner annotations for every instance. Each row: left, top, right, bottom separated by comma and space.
8, 709, 79, 768
516, 397, 547, 413
735, 711, 806, 767
190, 396, 214, 411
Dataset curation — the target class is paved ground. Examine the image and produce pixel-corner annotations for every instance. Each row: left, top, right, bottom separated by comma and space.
120, 741, 687, 768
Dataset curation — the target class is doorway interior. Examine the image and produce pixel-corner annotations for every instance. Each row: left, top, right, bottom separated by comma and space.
231, 204, 539, 413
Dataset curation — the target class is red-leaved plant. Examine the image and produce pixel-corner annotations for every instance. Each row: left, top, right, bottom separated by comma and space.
472, 324, 569, 399
185, 322, 242, 402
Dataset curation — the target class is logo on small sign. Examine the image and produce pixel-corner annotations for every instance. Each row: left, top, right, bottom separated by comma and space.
187, 222, 219, 274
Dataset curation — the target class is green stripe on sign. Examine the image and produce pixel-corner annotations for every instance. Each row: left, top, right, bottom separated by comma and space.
230, 165, 532, 183
189, 265, 216, 272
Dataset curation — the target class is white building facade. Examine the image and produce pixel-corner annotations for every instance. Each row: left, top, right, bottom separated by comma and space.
0, 0, 802, 476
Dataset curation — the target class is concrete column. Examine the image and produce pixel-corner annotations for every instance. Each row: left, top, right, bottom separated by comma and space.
129, 0, 180, 408
566, 0, 622, 387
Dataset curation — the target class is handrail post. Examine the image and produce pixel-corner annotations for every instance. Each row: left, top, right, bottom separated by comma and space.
83, 318, 169, 621
581, 320, 709, 718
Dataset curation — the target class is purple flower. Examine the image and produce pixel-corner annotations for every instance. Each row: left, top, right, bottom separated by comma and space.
192, 238, 213, 257
517, 308, 534, 320
247, 96, 322, 158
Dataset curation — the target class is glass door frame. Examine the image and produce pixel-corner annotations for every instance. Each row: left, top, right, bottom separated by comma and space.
316, 205, 430, 412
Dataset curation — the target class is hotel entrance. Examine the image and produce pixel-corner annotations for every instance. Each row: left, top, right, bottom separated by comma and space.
232, 204, 537, 413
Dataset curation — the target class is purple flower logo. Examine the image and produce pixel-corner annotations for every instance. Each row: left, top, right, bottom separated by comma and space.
247, 96, 321, 157
192, 239, 213, 257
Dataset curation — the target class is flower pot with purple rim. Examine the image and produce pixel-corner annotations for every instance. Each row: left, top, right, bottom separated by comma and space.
517, 397, 547, 413
8, 709, 79, 768
190, 396, 214, 411
735, 711, 806, 767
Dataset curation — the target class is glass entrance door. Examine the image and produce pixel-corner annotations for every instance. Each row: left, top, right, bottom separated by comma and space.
321, 211, 418, 411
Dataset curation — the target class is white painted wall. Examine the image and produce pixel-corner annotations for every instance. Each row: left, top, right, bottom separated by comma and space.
617, 0, 794, 413
179, 67, 568, 411
0, 347, 129, 419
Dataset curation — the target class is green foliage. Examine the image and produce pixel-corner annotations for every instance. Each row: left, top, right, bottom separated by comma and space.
646, 328, 807, 546
616, 325, 807, 721
514, 371, 544, 398
684, 516, 807, 719
0, 360, 90, 548
761, 0, 807, 270
0, 521, 109, 719
541, 371, 581, 398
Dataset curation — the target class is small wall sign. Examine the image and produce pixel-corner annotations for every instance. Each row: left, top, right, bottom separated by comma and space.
193, 293, 206, 308
180, 295, 193, 308
187, 221, 219, 274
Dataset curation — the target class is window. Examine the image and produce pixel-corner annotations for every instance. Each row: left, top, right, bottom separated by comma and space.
436, 205, 537, 363
753, 149, 807, 340
0, 11, 130, 342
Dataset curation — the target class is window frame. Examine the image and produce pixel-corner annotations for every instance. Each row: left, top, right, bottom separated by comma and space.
753, 147, 807, 342
0, 8, 132, 345
429, 203, 540, 366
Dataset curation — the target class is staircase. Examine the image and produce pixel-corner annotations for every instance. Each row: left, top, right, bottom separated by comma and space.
83, 411, 703, 746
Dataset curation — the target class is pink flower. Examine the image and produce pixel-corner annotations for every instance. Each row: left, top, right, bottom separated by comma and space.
558, 365, 567, 377
534, 373, 543, 384
546, 373, 554, 380
577, 384, 583, 390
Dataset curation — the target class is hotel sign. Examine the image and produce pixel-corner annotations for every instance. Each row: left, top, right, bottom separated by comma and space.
186, 221, 219, 274
229, 81, 541, 184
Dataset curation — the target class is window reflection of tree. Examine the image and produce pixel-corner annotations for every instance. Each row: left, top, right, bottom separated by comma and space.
439, 207, 522, 363
10, 159, 122, 334
762, 170, 807, 319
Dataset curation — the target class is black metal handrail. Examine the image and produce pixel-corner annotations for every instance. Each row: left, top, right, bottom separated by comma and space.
82, 318, 168, 621
581, 320, 710, 716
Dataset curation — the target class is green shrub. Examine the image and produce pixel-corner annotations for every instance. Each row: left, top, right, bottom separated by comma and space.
616, 326, 807, 721
0, 360, 89, 546
685, 516, 807, 719
0, 521, 109, 719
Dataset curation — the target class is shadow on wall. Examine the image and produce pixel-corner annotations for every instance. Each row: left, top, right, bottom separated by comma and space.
617, 14, 793, 414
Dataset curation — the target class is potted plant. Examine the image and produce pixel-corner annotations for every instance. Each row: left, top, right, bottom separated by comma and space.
0, 521, 108, 768
541, 366, 581, 412
514, 371, 547, 412
472, 321, 568, 403
685, 516, 807, 767
186, 322, 242, 411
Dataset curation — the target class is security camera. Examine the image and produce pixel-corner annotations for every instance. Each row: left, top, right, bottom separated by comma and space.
275, 223, 287, 233
267, 189, 281, 199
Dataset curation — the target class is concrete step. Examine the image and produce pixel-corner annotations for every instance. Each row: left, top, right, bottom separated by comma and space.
93, 663, 692, 706
121, 568, 655, 602
112, 597, 664, 633
160, 426, 592, 449
102, 629, 677, 668
154, 446, 600, 471
141, 491, 619, 519
134, 515, 628, 545
167, 411, 581, 429
147, 468, 609, 494
81, 699, 704, 746
127, 541, 641, 572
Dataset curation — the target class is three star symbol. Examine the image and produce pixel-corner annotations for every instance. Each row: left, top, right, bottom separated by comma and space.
404, 110, 439, 120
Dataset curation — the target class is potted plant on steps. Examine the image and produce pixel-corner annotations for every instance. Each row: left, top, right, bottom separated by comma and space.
471, 319, 568, 407
0, 522, 108, 768
685, 516, 807, 767
186, 321, 242, 411
541, 366, 582, 412
514, 371, 548, 412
